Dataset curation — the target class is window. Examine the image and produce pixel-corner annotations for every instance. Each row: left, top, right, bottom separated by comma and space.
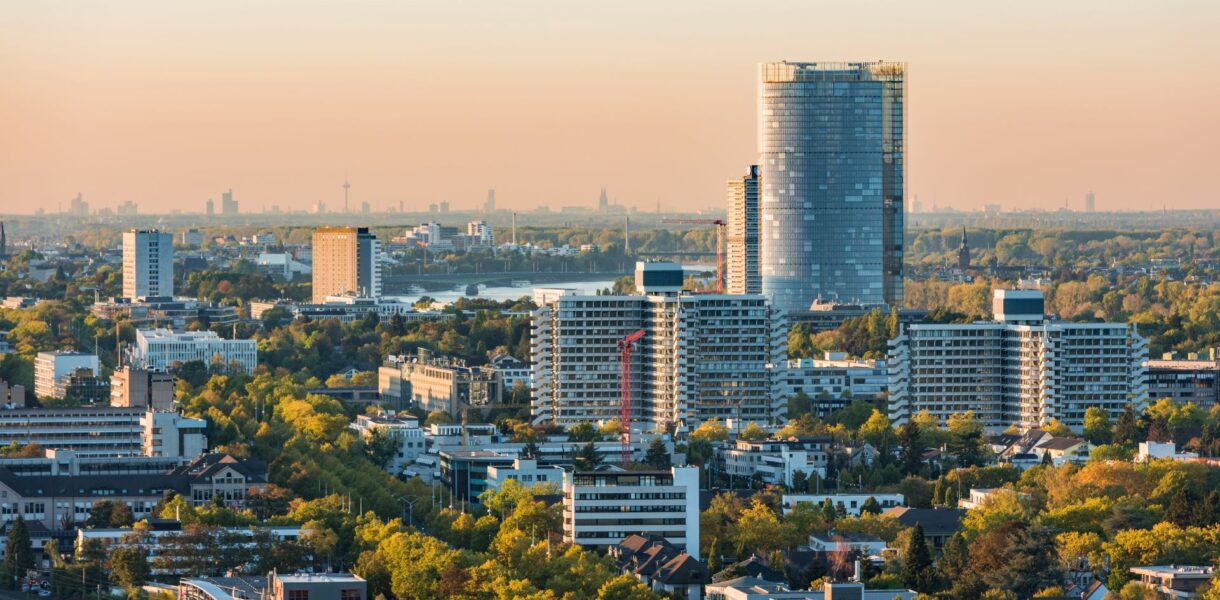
340, 590, 361, 600
287, 590, 309, 600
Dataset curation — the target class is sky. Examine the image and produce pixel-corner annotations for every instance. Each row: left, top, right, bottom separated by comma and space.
2, 0, 1219, 215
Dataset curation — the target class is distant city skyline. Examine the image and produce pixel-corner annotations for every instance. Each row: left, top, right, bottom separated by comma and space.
3, 1, 1218, 214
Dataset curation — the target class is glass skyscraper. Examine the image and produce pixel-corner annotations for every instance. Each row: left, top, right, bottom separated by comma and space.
758, 61, 905, 312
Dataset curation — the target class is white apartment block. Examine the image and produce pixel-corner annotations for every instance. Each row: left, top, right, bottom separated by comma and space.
722, 437, 831, 486
34, 350, 99, 399
783, 354, 888, 416
350, 414, 425, 474
134, 328, 258, 374
123, 229, 174, 299
563, 466, 700, 558
485, 458, 564, 492
467, 220, 495, 246
888, 289, 1148, 432
532, 262, 785, 431
781, 493, 905, 516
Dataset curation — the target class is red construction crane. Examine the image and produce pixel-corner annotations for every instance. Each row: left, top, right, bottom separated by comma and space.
660, 218, 726, 293
618, 329, 646, 466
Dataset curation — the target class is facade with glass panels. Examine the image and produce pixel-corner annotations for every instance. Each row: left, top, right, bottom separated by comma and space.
758, 61, 905, 311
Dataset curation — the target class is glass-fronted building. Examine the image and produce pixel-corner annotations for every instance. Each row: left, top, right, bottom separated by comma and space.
758, 61, 905, 311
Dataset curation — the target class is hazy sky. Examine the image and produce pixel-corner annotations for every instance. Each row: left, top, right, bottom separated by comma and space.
3, 0, 1218, 215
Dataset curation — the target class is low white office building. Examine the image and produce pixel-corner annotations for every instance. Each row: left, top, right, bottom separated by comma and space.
783, 354, 888, 416
485, 458, 564, 492
134, 328, 258, 373
722, 438, 831, 486
781, 493, 905, 516
563, 466, 700, 558
350, 414, 425, 474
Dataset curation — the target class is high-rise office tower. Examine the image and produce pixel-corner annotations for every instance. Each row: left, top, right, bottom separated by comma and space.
311, 227, 382, 302
726, 165, 761, 294
485, 189, 496, 212
758, 61, 906, 311
1085, 191, 1096, 213
122, 229, 174, 299
221, 189, 238, 215
206, 198, 214, 216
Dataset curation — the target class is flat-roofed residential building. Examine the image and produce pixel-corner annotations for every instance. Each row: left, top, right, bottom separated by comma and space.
134, 328, 257, 374
312, 226, 381, 302
888, 289, 1148, 432
180, 572, 365, 600
532, 262, 785, 431
485, 458, 564, 492
123, 229, 174, 299
34, 351, 99, 399
111, 366, 176, 411
1128, 565, 1214, 598
723, 437, 831, 486
349, 414, 424, 474
783, 354, 888, 417
1145, 358, 1219, 408
726, 165, 761, 295
378, 351, 501, 416
781, 493, 905, 516
563, 466, 700, 557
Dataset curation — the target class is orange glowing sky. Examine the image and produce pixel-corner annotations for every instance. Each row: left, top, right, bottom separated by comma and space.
2, 1, 1218, 214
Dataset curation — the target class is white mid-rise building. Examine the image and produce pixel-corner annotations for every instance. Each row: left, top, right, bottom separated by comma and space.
532, 262, 785, 431
563, 466, 700, 558
485, 458, 564, 492
888, 289, 1148, 432
722, 437, 831, 486
783, 354, 888, 416
34, 351, 100, 399
467, 221, 495, 246
123, 229, 174, 299
133, 329, 258, 373
350, 414, 425, 474
782, 493, 905, 516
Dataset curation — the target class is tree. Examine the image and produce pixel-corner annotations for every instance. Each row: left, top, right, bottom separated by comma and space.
596, 574, 658, 599
739, 423, 767, 441
900, 523, 935, 592
109, 546, 150, 589
860, 410, 893, 447
1083, 407, 1112, 444
568, 422, 602, 442
948, 412, 987, 467
690, 420, 729, 442
364, 428, 399, 469
897, 421, 925, 475
643, 439, 670, 470
4, 515, 32, 588
574, 441, 604, 471
860, 496, 882, 515
1113, 404, 1142, 445
707, 538, 722, 574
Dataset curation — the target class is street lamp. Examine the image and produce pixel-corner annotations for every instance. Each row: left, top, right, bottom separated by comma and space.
395, 495, 420, 529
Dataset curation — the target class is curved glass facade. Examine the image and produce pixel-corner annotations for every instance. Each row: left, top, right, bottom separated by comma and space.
758, 62, 905, 312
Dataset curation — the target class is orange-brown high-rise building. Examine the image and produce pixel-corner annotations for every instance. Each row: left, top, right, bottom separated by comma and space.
312, 227, 381, 302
